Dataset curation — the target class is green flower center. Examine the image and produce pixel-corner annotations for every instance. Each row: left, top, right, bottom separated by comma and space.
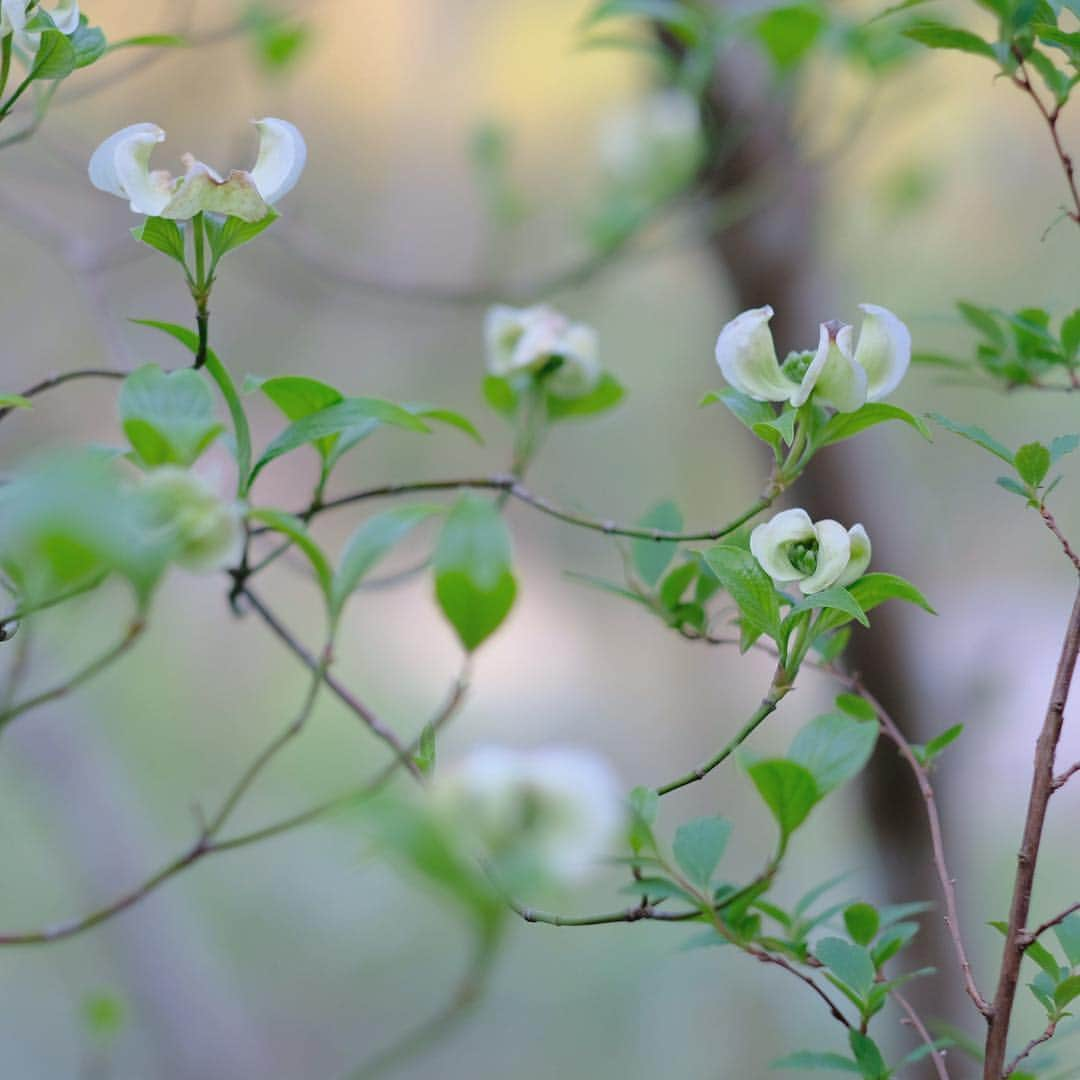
781, 350, 814, 384
785, 539, 819, 575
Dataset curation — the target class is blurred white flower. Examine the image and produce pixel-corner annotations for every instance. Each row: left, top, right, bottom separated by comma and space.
1, 0, 79, 50
138, 467, 243, 574
750, 508, 871, 595
88, 118, 307, 222
600, 89, 703, 195
715, 304, 911, 413
433, 745, 624, 885
485, 304, 601, 398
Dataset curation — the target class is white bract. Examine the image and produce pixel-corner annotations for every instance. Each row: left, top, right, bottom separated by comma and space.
433, 745, 624, 885
485, 304, 601, 398
1, 0, 79, 50
138, 468, 243, 574
715, 304, 911, 413
600, 89, 703, 193
88, 118, 307, 223
750, 508, 871, 595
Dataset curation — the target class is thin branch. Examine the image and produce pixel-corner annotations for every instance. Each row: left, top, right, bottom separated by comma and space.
1024, 900, 1080, 948
894, 988, 950, 1080
1004, 1019, 1057, 1078
0, 368, 128, 424
1051, 761, 1079, 791
750, 947, 852, 1032
239, 585, 421, 779
985, 582, 1080, 1075
1040, 505, 1080, 575
0, 619, 145, 731
267, 474, 777, 546
655, 667, 789, 796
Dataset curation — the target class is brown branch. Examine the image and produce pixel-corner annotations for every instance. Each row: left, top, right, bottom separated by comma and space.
1003, 1019, 1057, 1078
1040, 505, 1080, 575
984, 582, 1080, 1076
239, 585, 421, 779
1051, 761, 1079, 790
894, 989, 950, 1080
0, 368, 128, 424
1024, 899, 1080, 946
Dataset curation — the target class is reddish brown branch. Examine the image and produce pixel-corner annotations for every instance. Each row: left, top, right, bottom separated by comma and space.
894, 989, 950, 1080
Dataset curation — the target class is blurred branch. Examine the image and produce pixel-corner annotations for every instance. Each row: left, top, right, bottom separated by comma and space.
1040, 505, 1080, 575
239, 585, 421, 779
1023, 900, 1080, 946
0, 368, 129, 425
1004, 1020, 1057, 1078
894, 990, 950, 1080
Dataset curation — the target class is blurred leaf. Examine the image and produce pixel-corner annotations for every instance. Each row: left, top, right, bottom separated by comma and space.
848, 1030, 888, 1079
1054, 913, 1080, 968
633, 500, 682, 585
788, 711, 878, 795
771, 1050, 861, 1072
1015, 442, 1052, 487
248, 509, 333, 607
81, 992, 125, 1040
844, 903, 880, 947
672, 816, 732, 888
903, 21, 998, 59
546, 372, 625, 420
70, 21, 107, 68
0, 394, 31, 409
332, 505, 443, 614
1050, 433, 1080, 465
817, 937, 875, 999
120, 364, 223, 468
755, 3, 826, 71
434, 496, 517, 651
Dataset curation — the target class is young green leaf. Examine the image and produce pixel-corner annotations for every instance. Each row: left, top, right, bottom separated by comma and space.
247, 509, 333, 608
672, 816, 733, 889
434, 496, 517, 651
331, 505, 444, 614
788, 711, 878, 796
843, 903, 880, 947
817, 402, 932, 448
785, 586, 869, 630
903, 22, 997, 59
748, 759, 820, 842
202, 209, 279, 263
1054, 913, 1080, 969
848, 1030, 888, 1079
704, 545, 782, 641
816, 937, 876, 999
131, 218, 187, 266
119, 365, 222, 468
1015, 442, 1052, 488
771, 1050, 861, 1072
815, 573, 935, 635
1049, 433, 1080, 465
546, 372, 624, 420
30, 30, 77, 80
928, 412, 1014, 464
923, 723, 963, 762
0, 394, 32, 409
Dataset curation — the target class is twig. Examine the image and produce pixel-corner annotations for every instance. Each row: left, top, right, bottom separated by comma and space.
0, 619, 145, 730
1051, 761, 1079, 790
0, 368, 128, 424
1041, 505, 1080, 575
1004, 1019, 1057, 1078
239, 585, 421, 779
266, 474, 777, 545
1024, 900, 1080, 946
894, 988, 950, 1080
985, 582, 1080, 1075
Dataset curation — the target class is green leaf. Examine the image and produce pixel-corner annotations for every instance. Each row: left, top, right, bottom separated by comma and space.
844, 903, 880, 947
251, 398, 430, 483
482, 375, 518, 418
70, 22, 107, 68
672, 816, 733, 889
414, 723, 437, 776
873, 921, 920, 967
633, 500, 682, 585
785, 586, 869, 630
928, 412, 1014, 464
924, 723, 963, 761
817, 937, 875, 1000
789, 711, 878, 795
258, 374, 343, 460
756, 4, 826, 71
105, 33, 189, 51
903, 21, 998, 59
247, 509, 333, 608
331, 505, 444, 614
771, 1050, 861, 1072
1054, 913, 1080, 968
119, 365, 222, 468
703, 388, 785, 458
703, 545, 782, 641
818, 403, 932, 447
659, 561, 698, 610
434, 495, 517, 651
848, 1030, 888, 1079
203, 209, 279, 263
989, 921, 1062, 982
131, 218, 187, 265
816, 573, 935, 635
1061, 309, 1080, 360
1050, 433, 1080, 465
835, 693, 877, 723
1054, 973, 1080, 1009
628, 785, 658, 853
997, 476, 1030, 499
564, 571, 653, 609
748, 759, 820, 842
0, 394, 31, 409
1015, 442, 1052, 487
30, 30, 77, 80
546, 372, 624, 420
133, 320, 253, 495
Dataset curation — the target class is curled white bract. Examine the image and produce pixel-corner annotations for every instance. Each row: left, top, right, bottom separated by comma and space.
485, 304, 601, 398
750, 508, 871, 594
88, 118, 307, 222
433, 745, 624, 884
1, 0, 79, 49
715, 304, 910, 413
138, 468, 244, 574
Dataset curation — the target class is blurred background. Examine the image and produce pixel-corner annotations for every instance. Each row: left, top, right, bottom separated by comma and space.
1, 1, 1079, 1076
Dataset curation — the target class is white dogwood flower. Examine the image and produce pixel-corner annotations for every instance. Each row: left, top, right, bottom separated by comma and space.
485, 304, 601, 398
1, 0, 79, 47
89, 118, 307, 222
433, 745, 624, 884
750, 508, 871, 595
715, 304, 911, 413
138, 468, 243, 574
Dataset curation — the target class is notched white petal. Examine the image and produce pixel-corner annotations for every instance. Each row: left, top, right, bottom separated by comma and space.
249, 118, 307, 205
750, 508, 815, 583
855, 303, 911, 402
89, 122, 166, 206
798, 322, 866, 413
715, 306, 796, 403
837, 523, 872, 587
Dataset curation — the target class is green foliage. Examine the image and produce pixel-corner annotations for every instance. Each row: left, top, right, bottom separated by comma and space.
755, 4, 827, 71
844, 903, 881, 947
788, 710, 878, 795
81, 992, 125, 1040
748, 759, 820, 844
816, 402, 931, 448
203, 209, 279, 264
248, 509, 333, 610
244, 2, 312, 74
704, 544, 782, 643
29, 30, 76, 81
434, 496, 517, 651
119, 365, 223, 468
672, 816, 732, 888
132, 217, 187, 266
633, 500, 682, 585
814, 573, 935, 637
